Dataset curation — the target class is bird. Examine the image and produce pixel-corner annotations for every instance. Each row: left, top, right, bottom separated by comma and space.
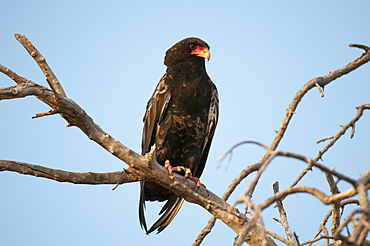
139, 37, 219, 234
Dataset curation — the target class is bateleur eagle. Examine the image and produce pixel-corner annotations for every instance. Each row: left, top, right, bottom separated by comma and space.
139, 37, 219, 234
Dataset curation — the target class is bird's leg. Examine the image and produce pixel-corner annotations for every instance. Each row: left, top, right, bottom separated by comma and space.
164, 160, 185, 174
184, 168, 204, 187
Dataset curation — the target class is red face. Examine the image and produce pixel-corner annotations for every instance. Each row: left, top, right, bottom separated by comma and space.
190, 45, 210, 60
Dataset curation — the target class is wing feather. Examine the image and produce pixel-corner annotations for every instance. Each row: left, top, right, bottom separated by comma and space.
194, 81, 219, 177
139, 74, 173, 233
141, 74, 171, 155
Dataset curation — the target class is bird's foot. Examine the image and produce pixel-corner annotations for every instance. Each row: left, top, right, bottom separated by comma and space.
164, 160, 185, 174
188, 175, 204, 187
164, 160, 204, 187
184, 168, 204, 187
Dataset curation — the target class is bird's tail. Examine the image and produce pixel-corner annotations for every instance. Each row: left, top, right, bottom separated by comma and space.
147, 195, 184, 234
139, 181, 184, 234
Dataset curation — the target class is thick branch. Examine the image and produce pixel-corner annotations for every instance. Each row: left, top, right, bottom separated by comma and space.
0, 160, 141, 184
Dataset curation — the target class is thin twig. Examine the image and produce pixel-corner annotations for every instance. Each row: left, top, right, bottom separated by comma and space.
334, 209, 368, 237
349, 170, 370, 245
0, 65, 30, 84
264, 228, 292, 245
315, 82, 325, 97
311, 199, 359, 245
234, 203, 264, 246
349, 43, 370, 51
316, 136, 334, 144
14, 34, 67, 98
273, 182, 297, 245
299, 235, 345, 246
233, 151, 276, 207
287, 104, 370, 194
275, 151, 357, 185
315, 104, 370, 235
316, 104, 370, 158
32, 109, 59, 119
216, 141, 268, 170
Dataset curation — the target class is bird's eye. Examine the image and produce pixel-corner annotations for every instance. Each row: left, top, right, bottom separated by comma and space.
189, 44, 197, 50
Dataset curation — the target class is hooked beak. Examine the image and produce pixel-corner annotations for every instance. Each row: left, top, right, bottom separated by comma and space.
191, 46, 210, 61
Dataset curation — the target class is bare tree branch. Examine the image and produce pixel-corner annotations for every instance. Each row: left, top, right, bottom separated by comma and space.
264, 228, 292, 245
225, 145, 369, 245
265, 103, 370, 244
312, 199, 359, 244
316, 104, 370, 157
271, 43, 370, 153
0, 34, 279, 246
292, 103, 370, 237
259, 185, 369, 209
230, 148, 369, 207
0, 160, 141, 184
349, 170, 370, 245
273, 182, 297, 245
14, 34, 67, 98
201, 143, 369, 245
286, 103, 370, 199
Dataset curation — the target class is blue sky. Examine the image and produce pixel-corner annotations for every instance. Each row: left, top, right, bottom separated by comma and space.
1, 1, 370, 245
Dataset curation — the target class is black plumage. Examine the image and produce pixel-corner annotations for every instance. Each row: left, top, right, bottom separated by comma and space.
139, 37, 219, 234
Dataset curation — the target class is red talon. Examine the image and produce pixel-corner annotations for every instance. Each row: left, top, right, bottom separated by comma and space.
188, 176, 204, 187
184, 167, 204, 187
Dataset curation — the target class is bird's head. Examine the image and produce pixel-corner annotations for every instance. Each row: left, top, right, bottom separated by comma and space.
164, 37, 210, 67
